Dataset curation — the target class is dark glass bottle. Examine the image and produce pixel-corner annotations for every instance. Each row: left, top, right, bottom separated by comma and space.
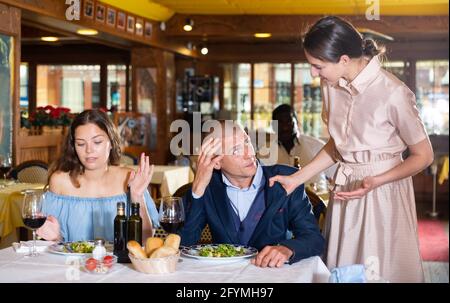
127, 203, 142, 246
114, 202, 130, 263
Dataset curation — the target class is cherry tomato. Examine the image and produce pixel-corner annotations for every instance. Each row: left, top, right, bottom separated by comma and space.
85, 257, 97, 271
103, 255, 114, 268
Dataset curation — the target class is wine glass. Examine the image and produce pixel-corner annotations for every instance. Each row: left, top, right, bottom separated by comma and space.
158, 197, 185, 234
0, 153, 12, 180
21, 189, 47, 257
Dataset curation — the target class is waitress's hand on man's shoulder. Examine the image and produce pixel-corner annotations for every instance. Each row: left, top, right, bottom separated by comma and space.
269, 174, 300, 195
192, 137, 224, 198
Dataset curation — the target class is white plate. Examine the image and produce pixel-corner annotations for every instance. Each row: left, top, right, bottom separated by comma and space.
48, 241, 113, 256
181, 244, 257, 262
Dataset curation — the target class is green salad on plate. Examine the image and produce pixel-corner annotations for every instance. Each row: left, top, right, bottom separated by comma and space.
198, 244, 246, 258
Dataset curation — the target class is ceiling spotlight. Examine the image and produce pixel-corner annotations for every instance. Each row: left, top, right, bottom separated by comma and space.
200, 46, 208, 55
183, 18, 194, 32
77, 29, 98, 36
254, 33, 272, 38
41, 36, 59, 42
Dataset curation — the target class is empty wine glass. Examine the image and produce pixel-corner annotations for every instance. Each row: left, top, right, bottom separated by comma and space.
21, 190, 47, 257
158, 197, 185, 234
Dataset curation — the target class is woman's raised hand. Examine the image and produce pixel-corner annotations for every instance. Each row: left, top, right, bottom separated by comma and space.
128, 153, 154, 203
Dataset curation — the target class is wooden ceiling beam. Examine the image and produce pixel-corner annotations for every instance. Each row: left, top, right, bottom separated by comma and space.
165, 14, 449, 41
2, 0, 196, 56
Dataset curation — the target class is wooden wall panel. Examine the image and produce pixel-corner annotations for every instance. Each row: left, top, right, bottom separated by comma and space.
16, 132, 63, 165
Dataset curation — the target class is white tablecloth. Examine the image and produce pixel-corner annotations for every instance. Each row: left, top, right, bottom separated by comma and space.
0, 246, 330, 283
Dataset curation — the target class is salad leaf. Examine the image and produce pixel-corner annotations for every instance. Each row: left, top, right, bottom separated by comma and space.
65, 241, 94, 253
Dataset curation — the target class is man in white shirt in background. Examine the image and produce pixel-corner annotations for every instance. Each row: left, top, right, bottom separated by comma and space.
272, 104, 336, 187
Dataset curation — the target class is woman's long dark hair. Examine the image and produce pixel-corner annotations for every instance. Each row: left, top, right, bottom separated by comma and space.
48, 109, 121, 188
303, 16, 385, 63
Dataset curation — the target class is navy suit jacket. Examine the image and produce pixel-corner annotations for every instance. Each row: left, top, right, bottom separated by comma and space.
180, 164, 325, 264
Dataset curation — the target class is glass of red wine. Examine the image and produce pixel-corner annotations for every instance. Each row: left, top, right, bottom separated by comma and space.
158, 197, 185, 234
21, 189, 46, 257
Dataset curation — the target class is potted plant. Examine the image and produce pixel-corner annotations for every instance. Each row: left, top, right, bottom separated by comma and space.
26, 105, 73, 135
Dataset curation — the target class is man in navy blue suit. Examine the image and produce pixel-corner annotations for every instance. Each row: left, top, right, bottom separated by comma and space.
179, 121, 324, 268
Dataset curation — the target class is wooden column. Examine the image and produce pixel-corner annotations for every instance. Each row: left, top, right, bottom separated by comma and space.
27, 62, 36, 112
250, 63, 255, 121
100, 64, 108, 109
290, 63, 295, 109
125, 64, 130, 112
131, 47, 176, 165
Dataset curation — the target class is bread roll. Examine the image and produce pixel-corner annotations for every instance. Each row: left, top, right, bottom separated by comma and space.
127, 240, 147, 259
145, 237, 164, 257
150, 246, 177, 259
164, 234, 181, 251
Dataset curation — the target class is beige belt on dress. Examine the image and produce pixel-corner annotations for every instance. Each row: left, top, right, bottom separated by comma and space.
331, 156, 403, 190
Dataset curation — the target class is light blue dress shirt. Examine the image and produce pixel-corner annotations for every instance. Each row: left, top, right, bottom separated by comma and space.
193, 163, 264, 221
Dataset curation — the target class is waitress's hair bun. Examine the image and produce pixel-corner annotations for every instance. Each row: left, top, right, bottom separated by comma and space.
362, 38, 385, 57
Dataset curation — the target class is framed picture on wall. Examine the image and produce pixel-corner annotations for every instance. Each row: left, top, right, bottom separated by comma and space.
83, 0, 94, 19
96, 4, 105, 23
144, 21, 153, 39
135, 18, 144, 36
117, 11, 126, 30
113, 112, 155, 151
106, 7, 116, 27
127, 15, 135, 34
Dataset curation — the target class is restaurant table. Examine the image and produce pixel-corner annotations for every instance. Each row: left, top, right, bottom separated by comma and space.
0, 182, 45, 247
0, 246, 330, 283
127, 165, 194, 199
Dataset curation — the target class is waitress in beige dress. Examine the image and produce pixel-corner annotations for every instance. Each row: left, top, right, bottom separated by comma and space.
269, 16, 433, 283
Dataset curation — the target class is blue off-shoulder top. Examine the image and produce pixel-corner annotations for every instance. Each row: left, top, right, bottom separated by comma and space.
42, 189, 159, 242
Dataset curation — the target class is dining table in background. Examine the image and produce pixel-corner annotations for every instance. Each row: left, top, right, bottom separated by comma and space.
126, 165, 194, 200
0, 245, 331, 283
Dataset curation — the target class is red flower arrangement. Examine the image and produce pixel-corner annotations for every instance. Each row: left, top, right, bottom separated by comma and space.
28, 105, 73, 127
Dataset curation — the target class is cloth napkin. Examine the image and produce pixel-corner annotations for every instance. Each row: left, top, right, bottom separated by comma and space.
329, 264, 367, 283
12, 240, 53, 254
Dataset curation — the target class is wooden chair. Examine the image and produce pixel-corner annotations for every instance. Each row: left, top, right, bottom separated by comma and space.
153, 228, 167, 238
173, 182, 193, 198
305, 186, 327, 231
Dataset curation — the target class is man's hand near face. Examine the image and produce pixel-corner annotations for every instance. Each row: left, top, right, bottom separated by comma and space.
192, 137, 224, 197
